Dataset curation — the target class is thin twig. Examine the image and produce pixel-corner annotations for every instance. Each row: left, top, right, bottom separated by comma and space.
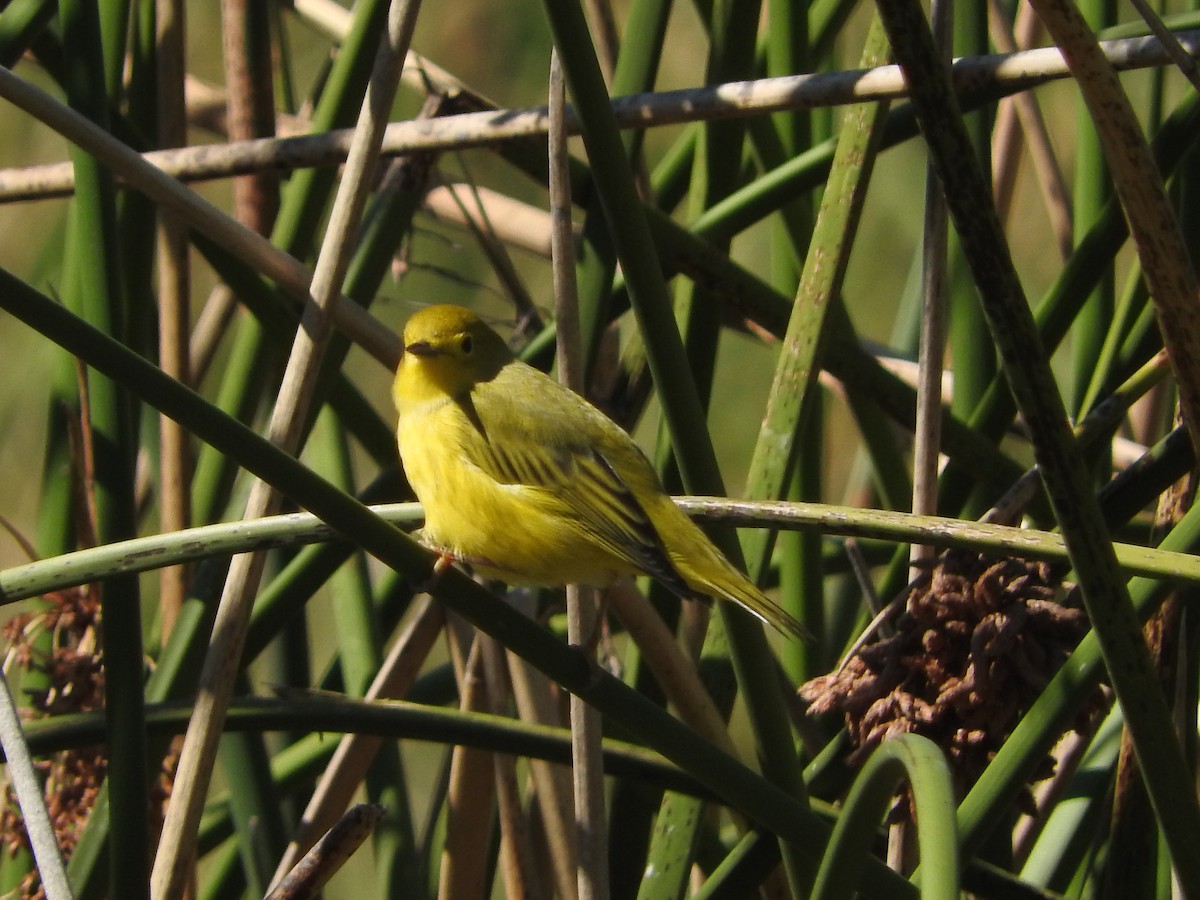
1011, 699, 1114, 863
845, 538, 885, 622
184, 74, 308, 140
983, 350, 1171, 525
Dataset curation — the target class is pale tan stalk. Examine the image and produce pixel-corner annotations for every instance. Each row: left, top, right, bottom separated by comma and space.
156, 0, 191, 637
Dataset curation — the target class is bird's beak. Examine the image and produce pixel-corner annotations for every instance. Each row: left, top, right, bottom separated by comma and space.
405, 340, 438, 358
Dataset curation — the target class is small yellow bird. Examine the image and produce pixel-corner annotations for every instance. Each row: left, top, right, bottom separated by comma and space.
393, 304, 808, 641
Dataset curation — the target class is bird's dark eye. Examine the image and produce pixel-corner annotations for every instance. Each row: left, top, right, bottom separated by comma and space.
461, 335, 474, 354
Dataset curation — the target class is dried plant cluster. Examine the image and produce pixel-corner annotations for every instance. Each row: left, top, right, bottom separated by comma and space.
0, 587, 106, 899
801, 551, 1100, 804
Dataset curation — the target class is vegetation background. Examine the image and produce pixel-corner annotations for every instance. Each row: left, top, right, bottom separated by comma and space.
0, 0, 1198, 897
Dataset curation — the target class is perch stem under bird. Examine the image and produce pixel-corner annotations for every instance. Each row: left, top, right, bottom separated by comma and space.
392, 304, 810, 642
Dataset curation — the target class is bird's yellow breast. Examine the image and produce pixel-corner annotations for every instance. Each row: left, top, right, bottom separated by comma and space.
397, 393, 640, 587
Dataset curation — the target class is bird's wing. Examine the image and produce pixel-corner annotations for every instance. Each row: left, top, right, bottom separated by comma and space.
460, 381, 695, 596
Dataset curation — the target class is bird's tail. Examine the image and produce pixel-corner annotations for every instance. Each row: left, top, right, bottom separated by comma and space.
715, 579, 813, 642
667, 514, 812, 641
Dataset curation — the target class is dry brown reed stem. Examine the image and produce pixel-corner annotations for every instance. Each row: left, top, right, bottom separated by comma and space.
266, 803, 386, 900
221, 2, 281, 229
184, 75, 309, 140
439, 627, 498, 900
155, 0, 192, 637
1011, 721, 1109, 864
988, 0, 1073, 260
898, 3, 953, 866
481, 635, 544, 899
199, 0, 281, 398
909, 0, 951, 584
583, 0, 620, 85
604, 582, 742, 756
187, 285, 240, 390
271, 595, 445, 887
424, 182, 558, 257
506, 652, 581, 900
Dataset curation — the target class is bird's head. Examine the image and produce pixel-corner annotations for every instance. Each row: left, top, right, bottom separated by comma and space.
394, 305, 514, 406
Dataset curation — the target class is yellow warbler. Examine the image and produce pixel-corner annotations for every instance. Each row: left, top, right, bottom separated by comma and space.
393, 304, 808, 641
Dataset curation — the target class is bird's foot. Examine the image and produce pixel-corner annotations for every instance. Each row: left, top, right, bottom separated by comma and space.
415, 550, 457, 594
